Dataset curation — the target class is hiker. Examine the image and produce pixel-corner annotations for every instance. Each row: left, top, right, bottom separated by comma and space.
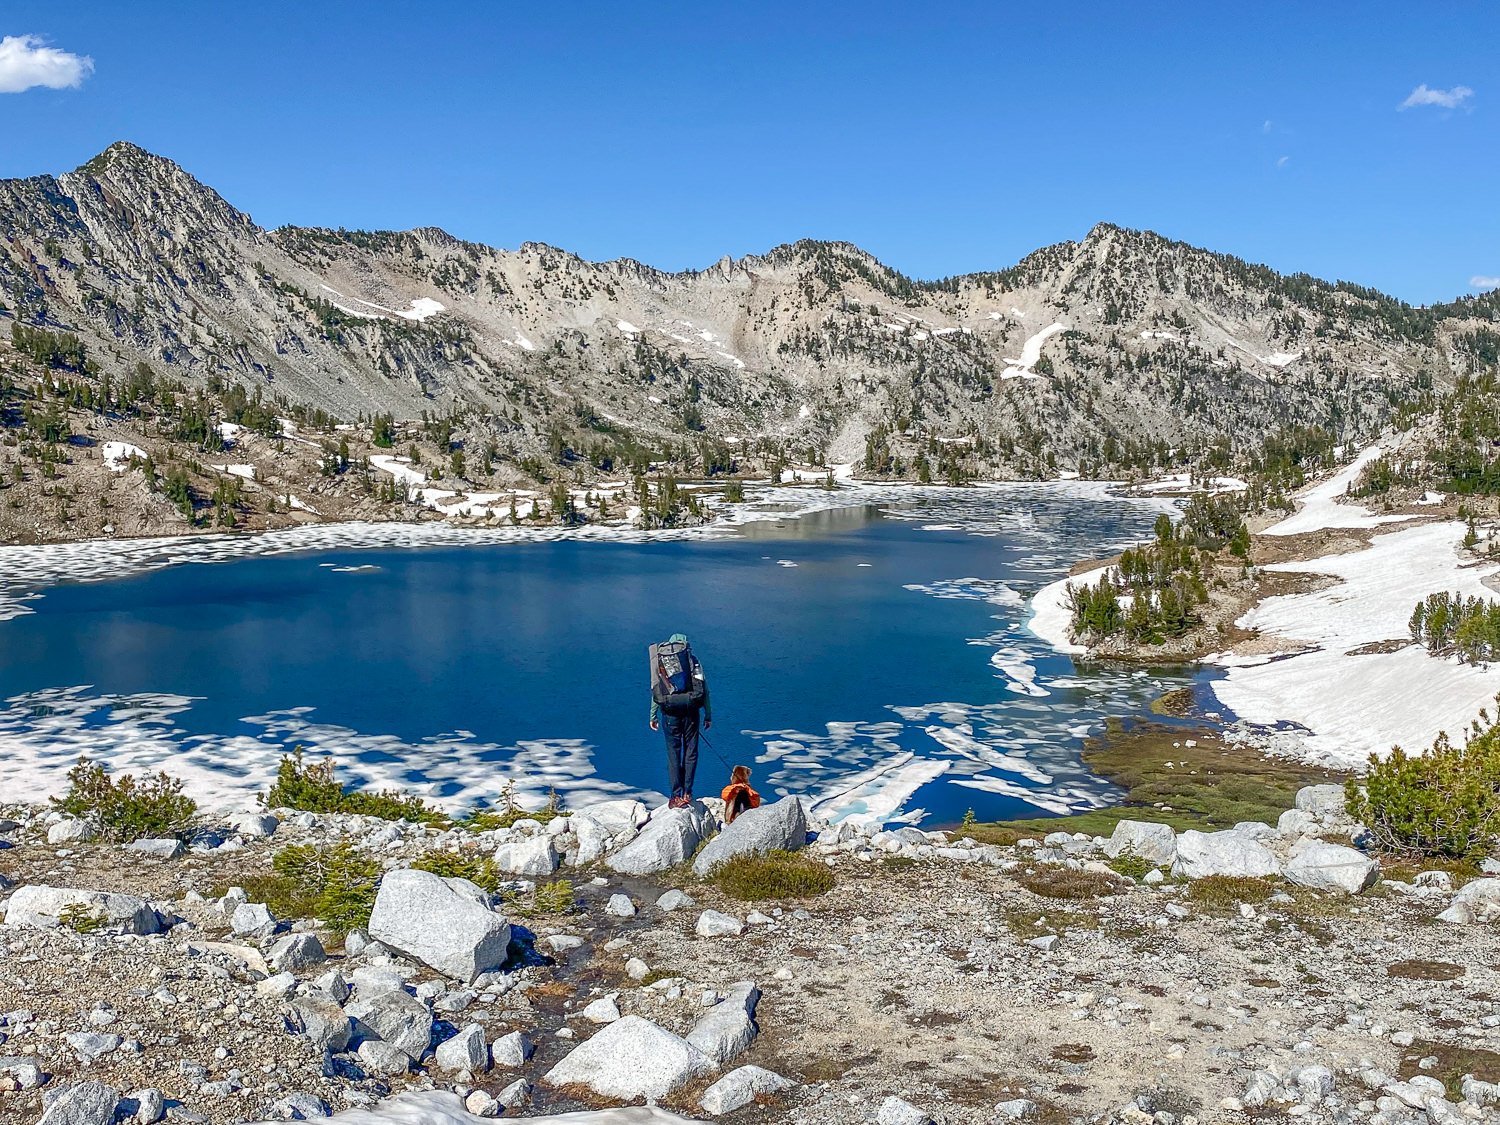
649, 632, 712, 808
721, 764, 761, 824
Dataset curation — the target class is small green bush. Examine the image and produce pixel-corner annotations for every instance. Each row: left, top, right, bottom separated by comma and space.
412, 850, 500, 893
460, 784, 565, 832
1346, 719, 1500, 858
263, 748, 447, 826
59, 904, 109, 933
266, 842, 383, 932
1105, 849, 1155, 881
501, 878, 576, 917
52, 757, 198, 842
710, 850, 835, 901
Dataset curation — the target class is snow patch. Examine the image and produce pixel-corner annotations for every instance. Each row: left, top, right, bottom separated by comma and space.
102, 442, 146, 471
1000, 322, 1066, 380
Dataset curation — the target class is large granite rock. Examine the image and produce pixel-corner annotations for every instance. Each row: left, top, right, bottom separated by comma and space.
701, 1065, 795, 1115
543, 1015, 714, 1100
692, 797, 807, 877
346, 990, 433, 1061
572, 798, 648, 837
492, 836, 558, 877
367, 869, 510, 983
1102, 820, 1177, 867
1284, 841, 1379, 895
607, 803, 712, 875
4, 886, 160, 935
687, 981, 760, 1064
1173, 830, 1282, 880
38, 1081, 120, 1125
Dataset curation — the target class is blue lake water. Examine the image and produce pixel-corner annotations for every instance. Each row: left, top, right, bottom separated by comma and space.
0, 485, 1203, 826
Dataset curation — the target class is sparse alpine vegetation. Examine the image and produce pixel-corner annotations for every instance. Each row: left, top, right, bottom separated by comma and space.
51, 757, 198, 842
262, 748, 447, 825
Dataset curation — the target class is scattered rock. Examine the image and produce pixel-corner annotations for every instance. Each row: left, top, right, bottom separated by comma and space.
434, 1024, 489, 1073
1174, 829, 1282, 879
687, 981, 759, 1064
125, 838, 184, 860
493, 835, 559, 877
366, 868, 511, 983
491, 1030, 533, 1069
1102, 819, 1177, 867
582, 994, 621, 1024
877, 1094, 933, 1125
607, 803, 711, 875
543, 1014, 714, 1100
657, 889, 696, 912
1284, 841, 1379, 894
605, 893, 636, 918
696, 909, 745, 937
346, 989, 433, 1060
269, 932, 327, 972
4, 885, 160, 935
38, 1081, 120, 1125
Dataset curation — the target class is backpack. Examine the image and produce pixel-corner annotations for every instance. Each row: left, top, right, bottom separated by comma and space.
651, 640, 706, 715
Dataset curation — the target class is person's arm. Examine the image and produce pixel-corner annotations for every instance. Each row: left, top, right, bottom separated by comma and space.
650, 697, 659, 727
701, 676, 712, 726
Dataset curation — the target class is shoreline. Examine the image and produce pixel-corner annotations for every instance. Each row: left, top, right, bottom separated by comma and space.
1025, 443, 1500, 773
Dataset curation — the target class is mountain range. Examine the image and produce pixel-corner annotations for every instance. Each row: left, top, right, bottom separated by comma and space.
3, 141, 1497, 478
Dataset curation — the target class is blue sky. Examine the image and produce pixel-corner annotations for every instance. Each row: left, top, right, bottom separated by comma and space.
0, 2, 1494, 303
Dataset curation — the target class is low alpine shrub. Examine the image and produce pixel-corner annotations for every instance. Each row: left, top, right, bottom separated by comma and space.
412, 850, 500, 893
710, 850, 835, 901
52, 757, 198, 842
266, 841, 383, 932
459, 784, 565, 832
1346, 716, 1500, 858
262, 748, 447, 826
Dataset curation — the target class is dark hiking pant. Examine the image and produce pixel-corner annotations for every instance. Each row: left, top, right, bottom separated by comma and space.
662, 709, 700, 800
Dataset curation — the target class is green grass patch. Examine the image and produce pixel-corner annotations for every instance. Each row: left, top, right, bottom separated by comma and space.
971, 719, 1340, 838
263, 748, 447, 825
59, 904, 110, 933
52, 757, 198, 842
1001, 906, 1098, 937
1398, 1041, 1500, 1101
460, 785, 566, 832
504, 878, 576, 917
710, 850, 835, 901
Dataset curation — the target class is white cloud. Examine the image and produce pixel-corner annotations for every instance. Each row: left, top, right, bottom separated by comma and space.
1276, 155, 1290, 168
1399, 83, 1474, 111
1472, 275, 1500, 291
1262, 119, 1273, 134
0, 34, 93, 94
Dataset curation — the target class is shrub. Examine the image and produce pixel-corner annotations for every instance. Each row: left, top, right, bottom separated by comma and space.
710, 850, 835, 901
412, 850, 500, 893
59, 904, 109, 933
263, 842, 383, 931
52, 758, 198, 842
263, 748, 447, 826
1185, 875, 1278, 912
1346, 717, 1500, 858
460, 784, 565, 832
1016, 867, 1121, 900
1105, 849, 1155, 881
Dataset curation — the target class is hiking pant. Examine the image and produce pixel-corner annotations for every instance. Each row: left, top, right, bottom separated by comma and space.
661, 709, 700, 800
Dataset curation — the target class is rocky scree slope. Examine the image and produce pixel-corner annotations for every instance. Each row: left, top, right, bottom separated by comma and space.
4, 143, 1499, 478
4, 788, 1500, 1124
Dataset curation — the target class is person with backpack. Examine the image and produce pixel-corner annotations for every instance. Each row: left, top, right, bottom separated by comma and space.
649, 632, 712, 809
720, 764, 761, 824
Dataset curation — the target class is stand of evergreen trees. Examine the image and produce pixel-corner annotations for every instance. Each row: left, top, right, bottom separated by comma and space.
1410, 591, 1500, 665
1069, 496, 1249, 646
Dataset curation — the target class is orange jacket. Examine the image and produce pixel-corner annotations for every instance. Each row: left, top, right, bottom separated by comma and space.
721, 782, 761, 822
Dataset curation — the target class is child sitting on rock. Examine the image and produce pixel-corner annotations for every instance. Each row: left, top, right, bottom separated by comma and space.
721, 765, 761, 825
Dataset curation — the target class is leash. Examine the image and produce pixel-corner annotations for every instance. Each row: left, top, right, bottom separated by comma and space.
699, 726, 735, 772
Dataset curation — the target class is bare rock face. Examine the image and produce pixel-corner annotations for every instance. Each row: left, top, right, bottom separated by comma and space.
607, 803, 713, 876
366, 869, 511, 983
0, 142, 1470, 483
